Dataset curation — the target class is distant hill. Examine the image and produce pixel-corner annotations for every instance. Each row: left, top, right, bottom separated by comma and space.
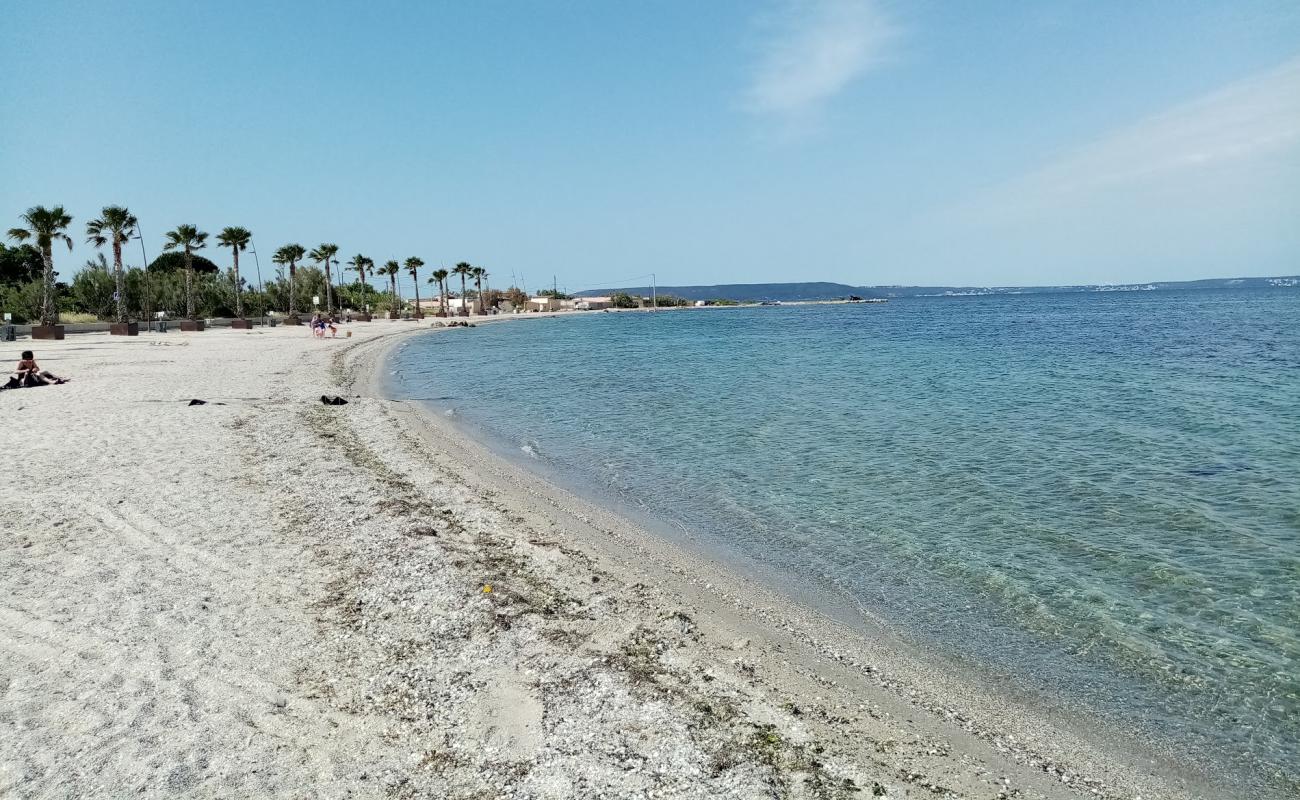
575, 282, 880, 303
576, 275, 1300, 302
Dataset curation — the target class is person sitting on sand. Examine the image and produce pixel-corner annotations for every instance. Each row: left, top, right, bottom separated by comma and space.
5, 350, 69, 389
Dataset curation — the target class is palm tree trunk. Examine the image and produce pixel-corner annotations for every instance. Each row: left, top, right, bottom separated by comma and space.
324, 263, 333, 315
288, 264, 298, 317
184, 249, 195, 319
40, 246, 56, 326
441, 280, 447, 316
233, 248, 243, 318
475, 276, 483, 314
412, 275, 421, 318
459, 275, 467, 316
113, 239, 126, 323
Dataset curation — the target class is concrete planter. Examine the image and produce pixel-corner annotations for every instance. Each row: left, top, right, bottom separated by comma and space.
230, 319, 253, 329
179, 319, 205, 332
109, 322, 139, 336
31, 325, 65, 340
357, 314, 372, 322
285, 315, 302, 326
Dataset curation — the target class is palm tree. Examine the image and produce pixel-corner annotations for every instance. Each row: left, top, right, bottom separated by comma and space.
85, 206, 139, 326
8, 205, 73, 328
472, 266, 488, 314
273, 243, 306, 321
405, 257, 424, 318
309, 243, 340, 313
347, 253, 372, 317
216, 226, 253, 319
429, 268, 449, 316
162, 224, 209, 321
453, 262, 473, 316
346, 253, 370, 286
379, 260, 401, 316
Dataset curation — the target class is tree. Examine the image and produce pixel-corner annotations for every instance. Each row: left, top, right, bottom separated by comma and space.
453, 262, 473, 316
71, 254, 118, 319
309, 243, 340, 314
503, 286, 527, 308
429, 268, 449, 316
0, 242, 42, 285
84, 205, 139, 324
346, 253, 371, 287
216, 226, 253, 318
471, 266, 488, 314
8, 205, 73, 326
162, 224, 209, 320
345, 253, 373, 314
405, 257, 424, 317
147, 251, 221, 273
273, 243, 306, 317
379, 260, 401, 312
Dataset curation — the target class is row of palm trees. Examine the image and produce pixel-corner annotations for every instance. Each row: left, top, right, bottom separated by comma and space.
7, 204, 492, 328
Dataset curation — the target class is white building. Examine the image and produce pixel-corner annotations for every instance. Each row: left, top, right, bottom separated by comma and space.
447, 297, 482, 314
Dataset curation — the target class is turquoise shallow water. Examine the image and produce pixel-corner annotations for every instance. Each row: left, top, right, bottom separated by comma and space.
389, 289, 1300, 792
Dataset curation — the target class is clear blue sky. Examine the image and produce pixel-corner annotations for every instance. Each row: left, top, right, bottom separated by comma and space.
3, 1, 1298, 290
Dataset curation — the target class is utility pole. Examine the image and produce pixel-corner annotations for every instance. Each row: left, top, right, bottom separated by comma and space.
651, 272, 657, 311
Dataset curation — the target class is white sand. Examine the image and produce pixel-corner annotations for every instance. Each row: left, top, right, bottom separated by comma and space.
0, 321, 1215, 798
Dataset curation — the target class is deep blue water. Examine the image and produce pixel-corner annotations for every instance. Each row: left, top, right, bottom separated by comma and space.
388, 289, 1300, 792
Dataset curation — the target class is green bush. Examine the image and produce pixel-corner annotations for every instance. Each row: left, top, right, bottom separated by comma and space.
0, 280, 44, 323
70, 258, 117, 319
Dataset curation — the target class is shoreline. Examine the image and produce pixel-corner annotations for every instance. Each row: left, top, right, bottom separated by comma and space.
0, 319, 1249, 798
353, 321, 1227, 799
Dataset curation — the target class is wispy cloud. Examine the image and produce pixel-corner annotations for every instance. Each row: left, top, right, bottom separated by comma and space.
743, 0, 897, 119
972, 56, 1300, 220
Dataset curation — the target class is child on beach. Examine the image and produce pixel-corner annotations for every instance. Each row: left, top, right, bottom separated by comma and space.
5, 350, 69, 389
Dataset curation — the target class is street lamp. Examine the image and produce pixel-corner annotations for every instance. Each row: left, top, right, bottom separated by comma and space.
133, 223, 154, 331
250, 241, 266, 327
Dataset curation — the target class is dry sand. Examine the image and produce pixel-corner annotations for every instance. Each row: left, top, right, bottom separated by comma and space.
0, 320, 1218, 798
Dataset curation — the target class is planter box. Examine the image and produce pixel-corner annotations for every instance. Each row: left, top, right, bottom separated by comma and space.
284, 315, 302, 326
230, 319, 253, 329
109, 322, 139, 337
357, 314, 372, 322
389, 312, 401, 319
179, 319, 205, 332
31, 325, 65, 340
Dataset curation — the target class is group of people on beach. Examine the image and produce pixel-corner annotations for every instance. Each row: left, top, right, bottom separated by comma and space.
310, 313, 339, 339
3, 350, 69, 390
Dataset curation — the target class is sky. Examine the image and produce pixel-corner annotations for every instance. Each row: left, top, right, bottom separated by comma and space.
2, 0, 1298, 290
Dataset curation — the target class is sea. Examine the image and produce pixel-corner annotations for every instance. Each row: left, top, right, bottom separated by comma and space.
387, 288, 1300, 795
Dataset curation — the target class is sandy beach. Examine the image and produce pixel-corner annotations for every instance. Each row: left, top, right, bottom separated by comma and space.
1, 320, 1217, 799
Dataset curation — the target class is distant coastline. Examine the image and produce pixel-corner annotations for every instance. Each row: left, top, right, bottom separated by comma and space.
576, 275, 1300, 303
